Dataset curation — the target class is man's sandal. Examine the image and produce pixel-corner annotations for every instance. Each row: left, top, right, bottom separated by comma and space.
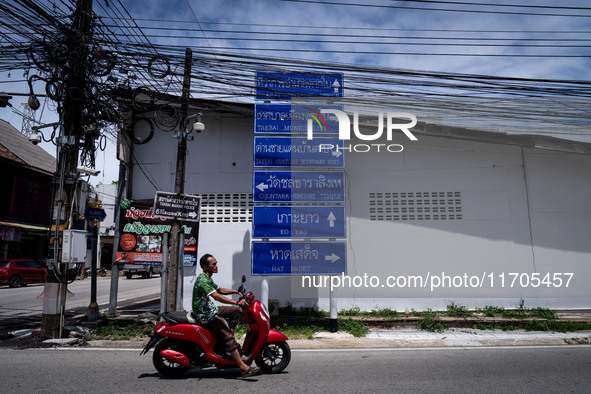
241, 366, 260, 377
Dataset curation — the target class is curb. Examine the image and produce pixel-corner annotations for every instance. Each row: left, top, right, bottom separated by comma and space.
83, 330, 591, 350
81, 326, 591, 350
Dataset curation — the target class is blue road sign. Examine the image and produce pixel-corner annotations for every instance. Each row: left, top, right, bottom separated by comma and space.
253, 171, 345, 203
253, 206, 346, 239
85, 207, 107, 222
254, 103, 341, 135
254, 136, 344, 168
256, 72, 343, 99
252, 241, 346, 275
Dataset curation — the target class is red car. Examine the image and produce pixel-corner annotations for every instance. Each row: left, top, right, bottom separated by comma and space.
0, 259, 47, 288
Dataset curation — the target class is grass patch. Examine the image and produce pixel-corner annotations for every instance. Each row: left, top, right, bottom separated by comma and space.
278, 303, 327, 318
446, 302, 472, 318
271, 321, 320, 340
270, 317, 369, 339
478, 306, 506, 317
83, 321, 155, 341
474, 323, 519, 331
523, 320, 591, 332
336, 306, 362, 317
339, 307, 399, 318
410, 309, 435, 318
527, 307, 558, 320
475, 320, 591, 332
476, 302, 558, 320
338, 318, 370, 337
235, 304, 370, 339
415, 309, 448, 332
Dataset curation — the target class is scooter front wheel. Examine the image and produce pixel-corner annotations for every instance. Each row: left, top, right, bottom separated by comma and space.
153, 338, 191, 377
255, 341, 291, 374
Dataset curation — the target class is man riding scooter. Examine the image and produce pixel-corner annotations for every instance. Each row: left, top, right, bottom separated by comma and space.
192, 253, 260, 377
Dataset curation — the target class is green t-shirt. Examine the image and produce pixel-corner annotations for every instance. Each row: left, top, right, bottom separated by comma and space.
192, 273, 219, 324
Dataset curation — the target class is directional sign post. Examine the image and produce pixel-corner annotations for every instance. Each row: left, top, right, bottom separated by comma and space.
253, 170, 345, 203
254, 136, 344, 168
252, 241, 346, 275
85, 207, 107, 222
255, 72, 343, 99
254, 103, 342, 135
253, 206, 346, 239
153, 191, 201, 222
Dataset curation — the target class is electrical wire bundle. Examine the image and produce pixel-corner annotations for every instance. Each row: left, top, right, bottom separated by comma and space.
1, 0, 590, 170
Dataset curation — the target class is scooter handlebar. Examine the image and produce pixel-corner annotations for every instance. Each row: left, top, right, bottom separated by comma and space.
238, 291, 255, 308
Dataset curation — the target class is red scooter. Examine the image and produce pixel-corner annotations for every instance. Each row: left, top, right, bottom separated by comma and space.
141, 276, 290, 377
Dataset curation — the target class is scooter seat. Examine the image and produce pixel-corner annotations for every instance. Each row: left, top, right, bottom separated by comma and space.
163, 311, 199, 325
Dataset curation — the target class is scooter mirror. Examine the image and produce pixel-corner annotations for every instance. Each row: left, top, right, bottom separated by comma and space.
241, 275, 246, 283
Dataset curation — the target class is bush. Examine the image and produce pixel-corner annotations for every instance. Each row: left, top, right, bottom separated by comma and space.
84, 321, 155, 341
337, 318, 369, 337
446, 302, 472, 318
523, 320, 591, 333
478, 306, 505, 317
278, 303, 327, 317
415, 309, 448, 332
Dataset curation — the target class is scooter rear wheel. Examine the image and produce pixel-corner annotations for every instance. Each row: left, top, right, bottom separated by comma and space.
255, 341, 291, 374
153, 338, 190, 377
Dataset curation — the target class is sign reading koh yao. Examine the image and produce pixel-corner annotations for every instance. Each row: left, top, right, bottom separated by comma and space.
252, 206, 346, 239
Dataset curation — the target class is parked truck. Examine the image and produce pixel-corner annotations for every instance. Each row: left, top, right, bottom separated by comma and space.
122, 262, 162, 279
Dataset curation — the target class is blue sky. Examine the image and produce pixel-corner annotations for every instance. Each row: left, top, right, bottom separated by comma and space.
118, 0, 591, 80
1, 0, 590, 183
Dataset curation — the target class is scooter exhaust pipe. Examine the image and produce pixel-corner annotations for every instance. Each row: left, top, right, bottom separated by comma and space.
160, 349, 191, 367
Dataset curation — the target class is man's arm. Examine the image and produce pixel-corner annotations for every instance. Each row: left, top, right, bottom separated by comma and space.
217, 287, 240, 296
210, 290, 245, 307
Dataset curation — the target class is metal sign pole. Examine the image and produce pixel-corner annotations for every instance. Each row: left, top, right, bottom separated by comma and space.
160, 232, 168, 317
329, 279, 338, 332
176, 232, 185, 311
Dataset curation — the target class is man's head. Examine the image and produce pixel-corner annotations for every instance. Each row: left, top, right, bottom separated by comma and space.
199, 253, 218, 276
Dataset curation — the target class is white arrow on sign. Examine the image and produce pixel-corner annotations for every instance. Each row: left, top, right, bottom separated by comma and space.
332, 79, 341, 93
256, 183, 269, 192
327, 212, 336, 227
188, 211, 198, 218
332, 150, 343, 158
325, 253, 340, 263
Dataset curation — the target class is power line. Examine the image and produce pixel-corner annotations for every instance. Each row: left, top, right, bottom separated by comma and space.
281, 0, 591, 18
388, 0, 591, 12
2, 0, 589, 147
105, 26, 591, 43
99, 17, 591, 33
123, 33, 591, 49
140, 44, 591, 58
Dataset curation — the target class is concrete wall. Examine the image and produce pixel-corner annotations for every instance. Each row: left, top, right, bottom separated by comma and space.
130, 112, 591, 311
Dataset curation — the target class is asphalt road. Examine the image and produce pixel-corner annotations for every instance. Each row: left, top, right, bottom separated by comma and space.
0, 275, 161, 333
1, 346, 590, 393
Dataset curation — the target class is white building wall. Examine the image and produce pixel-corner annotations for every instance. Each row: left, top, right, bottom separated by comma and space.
130, 112, 591, 311
524, 150, 591, 306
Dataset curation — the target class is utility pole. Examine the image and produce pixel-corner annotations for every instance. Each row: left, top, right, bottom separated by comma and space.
87, 195, 103, 321
166, 48, 192, 312
41, 0, 93, 337
108, 161, 127, 316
